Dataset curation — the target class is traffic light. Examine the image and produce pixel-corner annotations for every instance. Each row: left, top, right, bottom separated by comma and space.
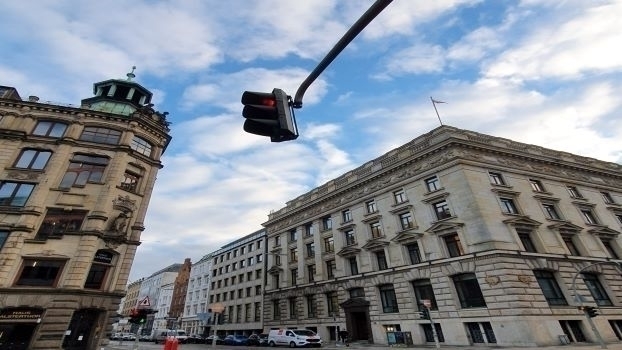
241, 88, 298, 142
128, 308, 156, 324
418, 308, 430, 320
585, 306, 599, 318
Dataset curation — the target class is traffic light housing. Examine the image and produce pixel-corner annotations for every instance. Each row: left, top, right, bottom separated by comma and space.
584, 306, 599, 318
418, 308, 430, 320
128, 308, 156, 324
241, 88, 298, 142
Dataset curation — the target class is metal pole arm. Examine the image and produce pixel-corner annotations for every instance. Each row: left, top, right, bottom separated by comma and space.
293, 0, 393, 109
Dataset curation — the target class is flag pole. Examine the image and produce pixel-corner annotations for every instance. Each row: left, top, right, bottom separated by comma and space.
430, 97, 444, 126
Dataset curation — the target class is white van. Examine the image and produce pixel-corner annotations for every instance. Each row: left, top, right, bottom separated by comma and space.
268, 329, 322, 347
153, 329, 188, 344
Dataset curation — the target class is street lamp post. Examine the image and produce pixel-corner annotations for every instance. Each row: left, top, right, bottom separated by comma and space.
209, 303, 225, 349
571, 261, 611, 349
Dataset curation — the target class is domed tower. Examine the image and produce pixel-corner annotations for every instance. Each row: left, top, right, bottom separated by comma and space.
82, 66, 152, 116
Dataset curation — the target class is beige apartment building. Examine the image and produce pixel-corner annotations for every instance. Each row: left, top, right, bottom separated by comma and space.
262, 125, 622, 347
207, 229, 267, 337
0, 71, 171, 350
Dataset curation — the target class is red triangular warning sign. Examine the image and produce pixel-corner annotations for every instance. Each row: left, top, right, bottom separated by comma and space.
137, 296, 150, 307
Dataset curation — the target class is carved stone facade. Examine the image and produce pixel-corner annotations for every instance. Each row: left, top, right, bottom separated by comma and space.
0, 79, 170, 350
262, 126, 622, 347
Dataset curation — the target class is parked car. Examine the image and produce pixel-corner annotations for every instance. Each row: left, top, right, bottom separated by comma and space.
268, 329, 322, 347
139, 335, 152, 342
248, 333, 268, 346
224, 334, 249, 346
187, 334, 205, 344
205, 335, 225, 345
122, 333, 136, 341
110, 333, 122, 340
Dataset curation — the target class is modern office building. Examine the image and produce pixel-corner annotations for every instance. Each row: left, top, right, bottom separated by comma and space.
137, 263, 181, 335
261, 125, 622, 347
0, 71, 171, 350
208, 229, 267, 337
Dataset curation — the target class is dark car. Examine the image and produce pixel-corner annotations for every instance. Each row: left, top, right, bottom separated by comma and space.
224, 334, 249, 346
205, 335, 225, 345
248, 333, 268, 346
187, 334, 205, 344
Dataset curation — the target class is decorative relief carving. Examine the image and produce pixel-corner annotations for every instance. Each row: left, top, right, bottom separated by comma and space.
485, 276, 500, 286
518, 274, 531, 284
6, 171, 39, 181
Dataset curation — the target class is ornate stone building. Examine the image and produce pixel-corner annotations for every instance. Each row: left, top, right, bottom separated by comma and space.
262, 126, 622, 347
0, 70, 171, 350
169, 258, 192, 328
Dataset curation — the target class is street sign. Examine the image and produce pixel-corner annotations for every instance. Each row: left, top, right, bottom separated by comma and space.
422, 299, 431, 308
137, 296, 151, 308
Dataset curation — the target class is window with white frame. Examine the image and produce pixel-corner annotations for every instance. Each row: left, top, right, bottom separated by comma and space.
579, 207, 599, 224
499, 197, 519, 214
489, 172, 506, 185
443, 233, 464, 257
399, 212, 415, 230
369, 221, 383, 238
529, 179, 545, 192
393, 189, 407, 204
432, 200, 452, 220
566, 185, 582, 198
366, 200, 377, 214
342, 209, 352, 223
344, 229, 356, 246
542, 203, 562, 220
601, 192, 615, 204
425, 176, 440, 192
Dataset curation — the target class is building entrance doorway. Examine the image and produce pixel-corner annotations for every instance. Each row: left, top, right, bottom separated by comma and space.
340, 298, 372, 343
62, 308, 102, 350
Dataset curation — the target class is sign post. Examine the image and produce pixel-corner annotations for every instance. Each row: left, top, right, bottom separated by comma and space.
420, 300, 439, 349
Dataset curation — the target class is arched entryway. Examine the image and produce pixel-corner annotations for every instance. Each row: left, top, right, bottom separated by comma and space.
340, 298, 372, 343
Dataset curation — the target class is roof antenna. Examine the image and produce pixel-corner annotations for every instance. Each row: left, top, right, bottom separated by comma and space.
126, 66, 137, 81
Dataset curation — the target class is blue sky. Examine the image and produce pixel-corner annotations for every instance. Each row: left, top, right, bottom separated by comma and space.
1, 0, 621, 282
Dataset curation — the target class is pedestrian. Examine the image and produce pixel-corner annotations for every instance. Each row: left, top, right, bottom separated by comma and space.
339, 330, 349, 346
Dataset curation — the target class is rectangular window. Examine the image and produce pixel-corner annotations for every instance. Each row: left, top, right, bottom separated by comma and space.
324, 236, 334, 253
272, 300, 280, 320
36, 208, 87, 239
15, 259, 65, 286
344, 230, 356, 246
245, 303, 252, 322
60, 155, 109, 188
306, 295, 317, 318
529, 179, 545, 192
275, 255, 281, 266
601, 192, 615, 204
348, 257, 358, 275
33, 121, 67, 138
306, 242, 315, 258
542, 203, 561, 220
290, 248, 298, 262
453, 273, 486, 308
84, 263, 109, 289
412, 279, 438, 310
399, 212, 414, 230
275, 235, 281, 246
304, 223, 313, 237
562, 236, 581, 256
517, 230, 537, 253
534, 270, 567, 305
289, 229, 298, 242
130, 136, 152, 156
376, 251, 388, 270
326, 291, 339, 316
601, 238, 619, 259
582, 273, 612, 306
393, 189, 407, 204
369, 221, 383, 238
0, 182, 35, 207
322, 216, 333, 231
289, 297, 297, 318
14, 149, 52, 170
255, 285, 261, 295
342, 209, 352, 223
407, 242, 422, 264
79, 126, 121, 145
307, 264, 316, 283
580, 208, 598, 224
121, 171, 140, 193
366, 200, 377, 213
425, 176, 440, 192
433, 200, 451, 220
466, 322, 497, 344
254, 302, 261, 322
444, 233, 464, 257
379, 284, 399, 313
326, 260, 336, 279
499, 197, 519, 214
489, 172, 505, 185
0, 230, 9, 250
272, 274, 280, 289
291, 268, 298, 284
567, 185, 582, 198
422, 324, 445, 343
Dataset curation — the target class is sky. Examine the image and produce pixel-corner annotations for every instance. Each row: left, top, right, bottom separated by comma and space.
1, 0, 621, 282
